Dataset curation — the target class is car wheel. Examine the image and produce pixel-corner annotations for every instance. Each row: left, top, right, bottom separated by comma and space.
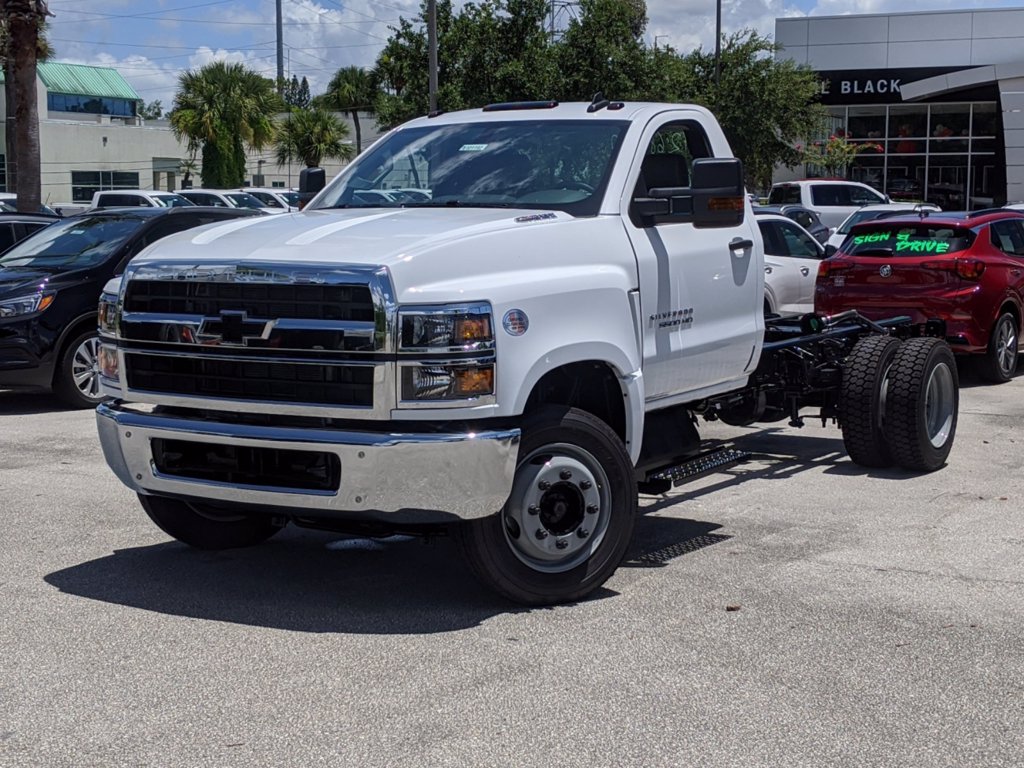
840, 335, 901, 468
139, 494, 284, 550
456, 405, 637, 606
53, 330, 105, 409
977, 312, 1019, 383
884, 338, 958, 472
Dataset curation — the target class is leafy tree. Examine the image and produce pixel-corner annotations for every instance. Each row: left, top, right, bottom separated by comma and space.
0, 0, 51, 207
316, 65, 375, 153
677, 30, 826, 192
170, 61, 281, 188
138, 99, 162, 120
283, 74, 311, 108
274, 107, 353, 168
553, 0, 654, 101
802, 133, 882, 178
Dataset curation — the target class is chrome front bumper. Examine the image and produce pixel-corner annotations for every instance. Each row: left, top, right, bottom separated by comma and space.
97, 402, 520, 522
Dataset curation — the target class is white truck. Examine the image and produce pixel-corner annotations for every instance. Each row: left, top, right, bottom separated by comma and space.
95, 99, 959, 605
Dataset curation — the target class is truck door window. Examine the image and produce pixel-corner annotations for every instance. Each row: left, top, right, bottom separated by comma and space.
630, 120, 711, 225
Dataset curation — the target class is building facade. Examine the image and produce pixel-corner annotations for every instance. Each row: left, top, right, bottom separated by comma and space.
1, 61, 375, 210
775, 7, 1024, 208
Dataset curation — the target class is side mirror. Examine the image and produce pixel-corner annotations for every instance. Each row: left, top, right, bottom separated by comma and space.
824, 244, 838, 257
298, 167, 326, 209
632, 157, 745, 228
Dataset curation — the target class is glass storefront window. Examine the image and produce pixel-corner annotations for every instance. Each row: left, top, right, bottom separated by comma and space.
888, 105, 928, 154
930, 104, 971, 153
973, 103, 998, 137
927, 155, 970, 210
847, 106, 886, 143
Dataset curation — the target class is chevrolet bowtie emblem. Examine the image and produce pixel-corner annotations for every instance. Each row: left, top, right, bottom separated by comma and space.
197, 310, 273, 346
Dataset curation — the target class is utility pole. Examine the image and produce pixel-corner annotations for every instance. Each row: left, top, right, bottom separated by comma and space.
714, 0, 722, 86
276, 0, 284, 95
427, 0, 437, 113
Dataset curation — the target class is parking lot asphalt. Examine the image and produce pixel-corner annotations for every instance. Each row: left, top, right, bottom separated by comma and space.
1, 367, 1022, 768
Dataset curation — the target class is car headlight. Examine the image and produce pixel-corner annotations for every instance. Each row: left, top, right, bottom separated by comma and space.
0, 291, 55, 318
399, 305, 493, 351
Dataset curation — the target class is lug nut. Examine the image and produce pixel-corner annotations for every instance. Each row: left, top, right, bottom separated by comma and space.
555, 538, 569, 550
527, 504, 539, 516
559, 469, 572, 480
538, 480, 550, 491
579, 480, 592, 490
586, 504, 598, 515
577, 528, 590, 539
535, 529, 549, 540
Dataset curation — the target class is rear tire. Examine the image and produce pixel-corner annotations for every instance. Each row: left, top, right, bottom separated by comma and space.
977, 312, 1018, 383
456, 406, 637, 606
884, 338, 958, 472
139, 494, 284, 550
840, 335, 901, 468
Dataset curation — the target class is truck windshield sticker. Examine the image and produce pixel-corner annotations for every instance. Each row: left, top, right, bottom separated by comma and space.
459, 143, 488, 152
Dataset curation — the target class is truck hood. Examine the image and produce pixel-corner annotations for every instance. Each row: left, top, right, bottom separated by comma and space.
126, 206, 635, 304
133, 207, 572, 269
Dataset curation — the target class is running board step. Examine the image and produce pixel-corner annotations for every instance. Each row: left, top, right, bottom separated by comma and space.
644, 448, 749, 488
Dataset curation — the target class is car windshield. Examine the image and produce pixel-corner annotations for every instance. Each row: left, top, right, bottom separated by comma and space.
0, 214, 144, 269
843, 224, 974, 256
225, 192, 267, 209
311, 119, 629, 216
279, 191, 300, 206
153, 194, 195, 208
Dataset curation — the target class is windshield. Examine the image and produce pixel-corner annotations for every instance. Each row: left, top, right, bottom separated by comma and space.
843, 224, 973, 256
312, 119, 629, 216
279, 191, 300, 206
225, 192, 267, 209
153, 194, 195, 208
0, 215, 143, 269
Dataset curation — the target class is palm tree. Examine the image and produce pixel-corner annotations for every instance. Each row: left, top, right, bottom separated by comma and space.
316, 65, 375, 154
0, 1, 51, 208
170, 61, 281, 188
274, 107, 353, 169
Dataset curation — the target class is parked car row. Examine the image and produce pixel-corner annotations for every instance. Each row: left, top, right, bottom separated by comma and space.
0, 206, 262, 407
88, 187, 300, 213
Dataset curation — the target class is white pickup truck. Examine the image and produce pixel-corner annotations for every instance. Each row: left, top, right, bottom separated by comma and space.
95, 99, 959, 605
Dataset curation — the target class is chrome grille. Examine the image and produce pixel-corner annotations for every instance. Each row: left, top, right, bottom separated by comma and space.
113, 262, 395, 417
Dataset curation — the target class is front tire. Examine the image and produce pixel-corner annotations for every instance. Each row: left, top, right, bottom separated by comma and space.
977, 312, 1019, 383
53, 330, 105, 409
840, 335, 901, 468
457, 406, 637, 606
884, 338, 958, 472
139, 494, 284, 550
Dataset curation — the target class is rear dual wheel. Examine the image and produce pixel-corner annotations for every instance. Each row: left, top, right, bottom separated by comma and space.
841, 336, 958, 472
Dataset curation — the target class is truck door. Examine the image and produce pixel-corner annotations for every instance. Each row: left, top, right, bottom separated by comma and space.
622, 115, 762, 401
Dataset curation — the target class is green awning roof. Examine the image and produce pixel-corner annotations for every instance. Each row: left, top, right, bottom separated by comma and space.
0, 61, 141, 101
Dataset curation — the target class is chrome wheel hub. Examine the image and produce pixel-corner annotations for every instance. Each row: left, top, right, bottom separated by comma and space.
72, 336, 103, 401
503, 443, 611, 573
925, 362, 956, 448
996, 319, 1017, 375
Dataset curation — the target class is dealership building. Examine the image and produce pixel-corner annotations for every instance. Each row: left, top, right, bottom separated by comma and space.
775, 6, 1024, 208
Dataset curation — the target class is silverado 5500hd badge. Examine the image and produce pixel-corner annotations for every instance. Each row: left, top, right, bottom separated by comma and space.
650, 308, 694, 328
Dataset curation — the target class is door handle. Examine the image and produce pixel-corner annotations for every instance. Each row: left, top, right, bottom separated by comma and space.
729, 238, 753, 252
800, 267, 810, 276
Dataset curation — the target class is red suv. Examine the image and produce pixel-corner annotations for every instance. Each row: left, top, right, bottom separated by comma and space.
815, 210, 1024, 382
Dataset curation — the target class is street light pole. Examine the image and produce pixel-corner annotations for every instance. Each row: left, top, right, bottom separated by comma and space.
428, 0, 438, 113
276, 0, 284, 95
714, 0, 722, 86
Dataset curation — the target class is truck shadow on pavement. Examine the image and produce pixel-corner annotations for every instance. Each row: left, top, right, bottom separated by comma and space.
43, 514, 725, 632
0, 390, 76, 415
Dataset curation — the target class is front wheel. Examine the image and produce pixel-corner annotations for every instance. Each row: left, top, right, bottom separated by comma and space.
139, 494, 284, 550
53, 331, 105, 409
457, 406, 637, 606
884, 338, 959, 472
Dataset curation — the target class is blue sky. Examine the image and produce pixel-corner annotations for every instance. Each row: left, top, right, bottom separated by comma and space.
45, 0, 1024, 110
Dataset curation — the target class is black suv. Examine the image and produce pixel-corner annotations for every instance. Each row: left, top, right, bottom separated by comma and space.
0, 211, 59, 251
0, 207, 261, 407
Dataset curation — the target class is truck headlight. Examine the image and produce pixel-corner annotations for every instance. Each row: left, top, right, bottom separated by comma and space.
98, 343, 119, 380
399, 305, 493, 351
98, 292, 118, 336
402, 363, 494, 401
0, 291, 55, 318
